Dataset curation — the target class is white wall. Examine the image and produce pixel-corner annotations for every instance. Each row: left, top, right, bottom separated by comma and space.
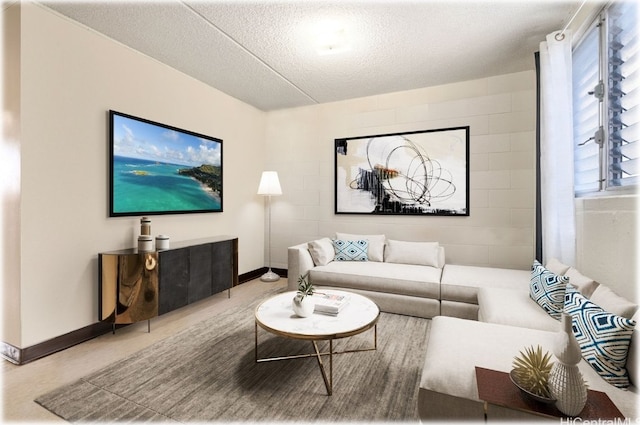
12, 4, 267, 347
265, 72, 538, 271
576, 195, 638, 302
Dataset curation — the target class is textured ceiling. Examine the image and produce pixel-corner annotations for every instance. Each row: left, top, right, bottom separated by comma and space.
42, 1, 580, 111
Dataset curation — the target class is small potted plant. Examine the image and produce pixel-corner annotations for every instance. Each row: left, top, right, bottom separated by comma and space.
292, 272, 315, 317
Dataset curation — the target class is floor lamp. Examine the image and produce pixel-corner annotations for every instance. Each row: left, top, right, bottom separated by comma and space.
257, 171, 282, 282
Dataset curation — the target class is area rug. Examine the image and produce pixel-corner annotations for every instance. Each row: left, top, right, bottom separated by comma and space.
35, 290, 431, 422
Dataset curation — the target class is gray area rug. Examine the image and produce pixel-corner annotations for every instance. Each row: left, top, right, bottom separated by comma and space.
35, 289, 431, 422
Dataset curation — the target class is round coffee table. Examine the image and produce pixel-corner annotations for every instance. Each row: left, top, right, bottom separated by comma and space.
254, 289, 380, 395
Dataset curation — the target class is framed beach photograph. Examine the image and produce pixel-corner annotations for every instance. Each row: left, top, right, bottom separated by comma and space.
109, 110, 223, 217
335, 126, 469, 216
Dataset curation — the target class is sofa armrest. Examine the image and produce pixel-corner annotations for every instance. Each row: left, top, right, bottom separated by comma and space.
287, 243, 315, 291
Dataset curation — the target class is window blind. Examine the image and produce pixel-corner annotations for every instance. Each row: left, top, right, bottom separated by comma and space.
573, 24, 601, 194
607, 1, 639, 188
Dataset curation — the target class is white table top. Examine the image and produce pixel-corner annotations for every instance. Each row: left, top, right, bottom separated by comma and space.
255, 290, 380, 340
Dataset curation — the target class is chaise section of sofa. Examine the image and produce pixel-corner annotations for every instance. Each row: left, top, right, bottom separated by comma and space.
419, 315, 639, 420
478, 262, 637, 331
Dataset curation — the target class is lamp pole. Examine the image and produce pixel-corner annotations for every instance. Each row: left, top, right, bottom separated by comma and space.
258, 171, 281, 282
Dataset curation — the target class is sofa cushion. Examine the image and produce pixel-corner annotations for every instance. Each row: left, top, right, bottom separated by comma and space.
477, 287, 559, 331
564, 284, 636, 388
332, 239, 368, 261
590, 284, 638, 320
564, 267, 599, 298
307, 238, 334, 266
441, 264, 529, 304
336, 233, 385, 262
384, 240, 440, 267
530, 260, 569, 320
310, 261, 441, 299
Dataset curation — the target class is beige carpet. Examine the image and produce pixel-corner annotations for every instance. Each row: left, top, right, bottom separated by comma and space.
35, 289, 431, 422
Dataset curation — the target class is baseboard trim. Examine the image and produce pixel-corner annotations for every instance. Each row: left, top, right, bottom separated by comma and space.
2, 267, 288, 365
1, 321, 115, 365
239, 267, 288, 283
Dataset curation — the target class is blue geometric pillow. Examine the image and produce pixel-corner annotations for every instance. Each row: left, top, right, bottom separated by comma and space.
529, 260, 569, 319
564, 284, 636, 388
332, 239, 368, 261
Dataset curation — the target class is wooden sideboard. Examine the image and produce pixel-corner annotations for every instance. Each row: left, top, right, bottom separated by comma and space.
99, 236, 238, 327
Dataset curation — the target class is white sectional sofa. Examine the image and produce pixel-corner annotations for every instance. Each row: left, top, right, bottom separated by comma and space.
288, 234, 529, 319
287, 235, 639, 420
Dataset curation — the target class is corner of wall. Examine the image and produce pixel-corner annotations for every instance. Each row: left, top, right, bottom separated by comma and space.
2, 1, 23, 348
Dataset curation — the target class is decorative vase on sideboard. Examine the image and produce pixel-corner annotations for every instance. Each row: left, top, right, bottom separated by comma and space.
548, 313, 588, 416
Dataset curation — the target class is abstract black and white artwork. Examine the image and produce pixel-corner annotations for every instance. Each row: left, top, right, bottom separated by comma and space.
335, 126, 469, 216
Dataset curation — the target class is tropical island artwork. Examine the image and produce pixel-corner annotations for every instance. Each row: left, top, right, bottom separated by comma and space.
110, 111, 222, 216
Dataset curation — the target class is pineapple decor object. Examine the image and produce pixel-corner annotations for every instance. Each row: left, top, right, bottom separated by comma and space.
510, 345, 555, 402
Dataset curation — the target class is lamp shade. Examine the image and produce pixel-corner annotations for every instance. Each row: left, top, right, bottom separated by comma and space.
257, 171, 282, 196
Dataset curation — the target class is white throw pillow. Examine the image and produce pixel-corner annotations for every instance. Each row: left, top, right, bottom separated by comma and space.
307, 238, 334, 266
590, 284, 638, 320
384, 240, 440, 267
563, 267, 599, 298
545, 258, 571, 276
335, 233, 385, 262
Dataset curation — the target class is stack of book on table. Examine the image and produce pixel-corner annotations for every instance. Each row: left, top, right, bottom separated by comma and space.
314, 292, 350, 316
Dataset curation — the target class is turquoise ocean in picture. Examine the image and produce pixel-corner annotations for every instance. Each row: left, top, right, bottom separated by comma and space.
113, 156, 221, 213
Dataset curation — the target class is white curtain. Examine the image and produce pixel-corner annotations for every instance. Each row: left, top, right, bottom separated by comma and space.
539, 30, 576, 265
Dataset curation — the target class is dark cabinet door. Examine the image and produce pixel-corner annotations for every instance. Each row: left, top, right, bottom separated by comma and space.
158, 248, 189, 315
189, 244, 213, 303
211, 240, 233, 295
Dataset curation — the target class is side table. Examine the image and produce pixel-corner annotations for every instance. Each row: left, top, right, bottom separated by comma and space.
475, 367, 625, 420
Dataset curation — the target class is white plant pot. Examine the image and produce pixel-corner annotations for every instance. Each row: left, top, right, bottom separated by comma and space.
292, 294, 314, 317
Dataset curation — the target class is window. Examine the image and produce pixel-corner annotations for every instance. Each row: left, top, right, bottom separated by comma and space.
572, 1, 638, 195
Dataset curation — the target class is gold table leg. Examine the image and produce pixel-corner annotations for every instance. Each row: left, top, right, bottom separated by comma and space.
312, 340, 332, 395
255, 322, 377, 396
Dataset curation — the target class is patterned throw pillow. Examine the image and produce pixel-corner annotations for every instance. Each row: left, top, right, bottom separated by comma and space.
564, 284, 636, 388
529, 260, 569, 319
332, 239, 368, 261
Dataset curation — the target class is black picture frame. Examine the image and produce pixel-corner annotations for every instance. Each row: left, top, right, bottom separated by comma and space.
109, 110, 223, 217
335, 126, 469, 216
